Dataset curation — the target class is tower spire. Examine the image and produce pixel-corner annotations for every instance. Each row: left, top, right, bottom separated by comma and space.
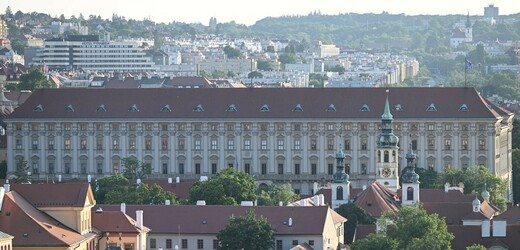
382, 89, 393, 120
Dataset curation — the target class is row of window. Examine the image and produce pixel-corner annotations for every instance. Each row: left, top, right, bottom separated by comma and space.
19, 136, 486, 151
17, 122, 491, 133
148, 238, 315, 249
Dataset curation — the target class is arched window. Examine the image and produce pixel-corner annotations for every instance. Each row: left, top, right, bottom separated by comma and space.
384, 151, 389, 163
336, 186, 344, 200
407, 187, 414, 201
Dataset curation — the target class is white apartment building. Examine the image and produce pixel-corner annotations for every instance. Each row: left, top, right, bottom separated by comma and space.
32, 33, 157, 72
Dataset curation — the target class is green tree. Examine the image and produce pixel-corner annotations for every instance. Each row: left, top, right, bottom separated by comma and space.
121, 157, 151, 180
14, 158, 31, 184
466, 244, 486, 250
0, 160, 6, 179
513, 148, 520, 204
248, 71, 263, 79
10, 39, 27, 54
413, 168, 442, 189
256, 183, 299, 206
351, 233, 398, 250
223, 45, 243, 59
257, 59, 275, 71
442, 165, 508, 211
188, 167, 256, 205
278, 52, 297, 65
93, 174, 129, 204
16, 69, 55, 91
512, 119, 520, 149
383, 205, 454, 250
335, 203, 376, 244
217, 209, 275, 250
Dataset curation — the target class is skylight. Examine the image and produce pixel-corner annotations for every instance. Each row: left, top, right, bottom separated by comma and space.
260, 104, 270, 112
394, 104, 403, 111
360, 104, 370, 112
459, 104, 469, 112
129, 104, 139, 112
293, 104, 303, 112
161, 104, 172, 112
193, 104, 204, 112
326, 104, 336, 112
427, 103, 437, 112
96, 104, 106, 112
65, 104, 74, 112
226, 104, 237, 112
33, 104, 44, 112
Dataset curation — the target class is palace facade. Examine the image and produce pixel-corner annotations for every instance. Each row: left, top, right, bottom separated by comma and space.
4, 87, 513, 197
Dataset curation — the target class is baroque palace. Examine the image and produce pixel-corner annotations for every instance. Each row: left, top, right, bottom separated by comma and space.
4, 87, 514, 197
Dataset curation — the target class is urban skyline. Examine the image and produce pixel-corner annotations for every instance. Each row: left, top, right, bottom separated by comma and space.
1, 0, 519, 26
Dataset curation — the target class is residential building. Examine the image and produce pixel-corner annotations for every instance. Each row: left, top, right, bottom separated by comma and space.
198, 58, 257, 75
0, 20, 7, 39
98, 204, 346, 250
32, 33, 157, 72
484, 4, 499, 18
4, 87, 514, 199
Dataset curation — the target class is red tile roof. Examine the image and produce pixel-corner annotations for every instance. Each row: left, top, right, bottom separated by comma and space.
6, 87, 507, 120
97, 204, 342, 236
449, 225, 520, 250
494, 204, 520, 224
0, 191, 91, 247
354, 182, 400, 217
91, 210, 140, 233
10, 182, 94, 208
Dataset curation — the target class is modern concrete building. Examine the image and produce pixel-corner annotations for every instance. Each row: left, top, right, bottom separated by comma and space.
4, 87, 514, 199
32, 33, 157, 72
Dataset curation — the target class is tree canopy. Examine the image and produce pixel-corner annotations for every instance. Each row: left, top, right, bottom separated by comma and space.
6, 69, 55, 91
256, 183, 299, 206
14, 157, 31, 184
335, 203, 376, 244
442, 165, 508, 211
216, 209, 275, 250
93, 174, 177, 205
121, 157, 151, 180
188, 167, 256, 205
352, 206, 453, 250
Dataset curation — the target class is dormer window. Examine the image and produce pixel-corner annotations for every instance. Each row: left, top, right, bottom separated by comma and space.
33, 104, 44, 112
326, 104, 336, 112
260, 104, 270, 112
226, 104, 237, 112
161, 104, 172, 112
96, 104, 106, 112
360, 104, 370, 112
293, 104, 303, 112
459, 104, 469, 112
129, 104, 139, 112
193, 104, 204, 112
427, 103, 437, 112
394, 104, 403, 111
65, 104, 74, 112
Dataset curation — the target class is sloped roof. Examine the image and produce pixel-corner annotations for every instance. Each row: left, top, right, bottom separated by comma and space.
0, 191, 89, 246
354, 182, 400, 217
6, 87, 506, 120
97, 205, 341, 236
494, 204, 520, 224
449, 225, 520, 250
10, 182, 94, 208
91, 211, 141, 233
0, 231, 13, 240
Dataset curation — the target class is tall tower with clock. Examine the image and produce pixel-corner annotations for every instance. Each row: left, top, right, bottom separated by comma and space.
376, 90, 400, 192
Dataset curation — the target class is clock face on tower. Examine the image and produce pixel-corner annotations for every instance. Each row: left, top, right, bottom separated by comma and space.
382, 167, 391, 177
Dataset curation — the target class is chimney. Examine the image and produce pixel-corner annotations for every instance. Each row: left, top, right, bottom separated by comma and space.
300, 199, 307, 207
136, 178, 141, 185
241, 201, 254, 206
288, 217, 293, 227
313, 182, 319, 195
313, 195, 319, 206
3, 181, 10, 193
362, 185, 367, 191
279, 201, 283, 206
136, 210, 144, 229
176, 177, 180, 183
319, 194, 325, 206
58, 174, 62, 182
444, 183, 449, 193
168, 177, 172, 184
196, 200, 206, 206
0, 187, 5, 211
165, 200, 171, 205
120, 203, 126, 214
88, 175, 92, 183
254, 200, 258, 206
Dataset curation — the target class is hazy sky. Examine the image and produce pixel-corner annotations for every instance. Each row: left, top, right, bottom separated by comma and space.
1, 0, 519, 25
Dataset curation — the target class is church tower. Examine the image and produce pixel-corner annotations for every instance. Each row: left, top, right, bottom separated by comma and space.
331, 146, 350, 209
376, 90, 400, 192
401, 146, 420, 206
